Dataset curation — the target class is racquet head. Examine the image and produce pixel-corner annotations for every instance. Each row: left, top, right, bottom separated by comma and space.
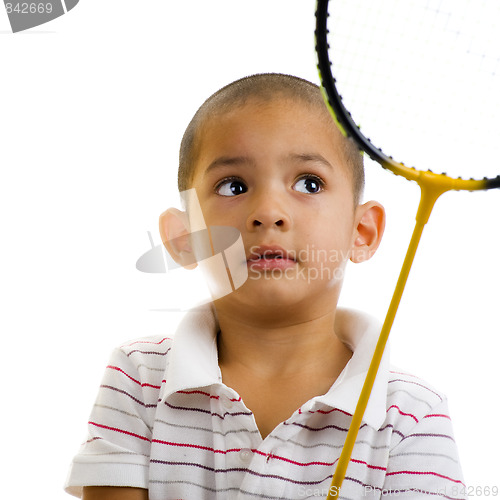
316, 0, 500, 194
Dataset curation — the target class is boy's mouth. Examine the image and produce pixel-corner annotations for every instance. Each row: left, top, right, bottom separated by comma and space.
247, 245, 297, 270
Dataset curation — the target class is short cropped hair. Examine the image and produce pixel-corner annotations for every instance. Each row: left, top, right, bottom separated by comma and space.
178, 73, 365, 205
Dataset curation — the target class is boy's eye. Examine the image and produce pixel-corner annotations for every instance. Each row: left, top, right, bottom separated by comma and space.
293, 175, 324, 194
216, 178, 248, 197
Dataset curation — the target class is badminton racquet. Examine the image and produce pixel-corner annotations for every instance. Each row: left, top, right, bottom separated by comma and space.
315, 0, 500, 497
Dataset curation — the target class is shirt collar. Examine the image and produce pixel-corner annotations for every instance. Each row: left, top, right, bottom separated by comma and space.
308, 308, 389, 430
162, 304, 388, 430
162, 303, 221, 399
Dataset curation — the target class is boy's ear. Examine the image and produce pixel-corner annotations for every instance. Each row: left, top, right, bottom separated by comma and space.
350, 201, 386, 263
159, 208, 197, 270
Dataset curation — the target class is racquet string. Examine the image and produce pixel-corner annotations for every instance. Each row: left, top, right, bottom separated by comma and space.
327, 0, 500, 181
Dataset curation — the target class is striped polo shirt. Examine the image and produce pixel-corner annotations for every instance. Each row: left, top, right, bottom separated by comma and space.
65, 305, 467, 499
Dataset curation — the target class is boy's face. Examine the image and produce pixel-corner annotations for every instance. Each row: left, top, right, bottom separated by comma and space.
187, 97, 378, 317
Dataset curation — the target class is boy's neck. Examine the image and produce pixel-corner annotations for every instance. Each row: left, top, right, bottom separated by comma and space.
215, 304, 352, 381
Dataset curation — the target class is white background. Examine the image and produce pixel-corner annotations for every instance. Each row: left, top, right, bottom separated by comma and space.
0, 1, 498, 497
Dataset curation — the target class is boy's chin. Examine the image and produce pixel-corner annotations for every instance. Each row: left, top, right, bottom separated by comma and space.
213, 277, 337, 312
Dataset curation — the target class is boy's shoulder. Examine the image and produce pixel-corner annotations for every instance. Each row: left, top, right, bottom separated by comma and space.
116, 334, 175, 361
385, 367, 450, 430
107, 335, 175, 386
387, 368, 446, 404
118, 334, 175, 353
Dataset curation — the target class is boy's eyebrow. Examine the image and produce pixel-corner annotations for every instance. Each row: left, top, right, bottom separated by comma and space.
289, 153, 334, 170
204, 153, 334, 176
204, 156, 254, 176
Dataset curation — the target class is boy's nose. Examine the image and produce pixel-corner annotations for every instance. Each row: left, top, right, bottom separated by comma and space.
252, 217, 285, 227
246, 194, 291, 231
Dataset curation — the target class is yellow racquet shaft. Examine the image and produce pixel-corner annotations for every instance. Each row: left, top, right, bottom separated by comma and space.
326, 175, 450, 499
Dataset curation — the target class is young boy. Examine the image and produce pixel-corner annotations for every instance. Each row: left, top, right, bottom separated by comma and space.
65, 74, 466, 499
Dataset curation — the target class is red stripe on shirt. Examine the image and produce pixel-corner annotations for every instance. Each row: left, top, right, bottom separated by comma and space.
304, 407, 352, 417
386, 469, 465, 486
423, 413, 451, 420
121, 337, 172, 347
176, 389, 241, 402
387, 405, 419, 423
151, 440, 383, 470
350, 458, 387, 472
153, 440, 334, 466
89, 421, 151, 442
107, 365, 161, 389
152, 439, 241, 454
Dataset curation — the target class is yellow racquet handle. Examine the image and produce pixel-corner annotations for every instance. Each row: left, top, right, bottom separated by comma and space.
326, 172, 454, 499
